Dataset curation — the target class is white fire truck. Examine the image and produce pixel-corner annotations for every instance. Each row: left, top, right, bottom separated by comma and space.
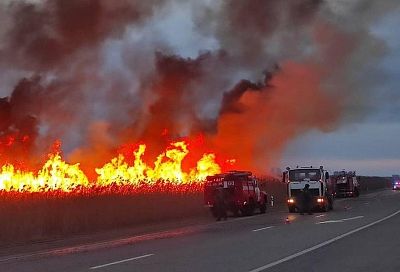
283, 166, 334, 213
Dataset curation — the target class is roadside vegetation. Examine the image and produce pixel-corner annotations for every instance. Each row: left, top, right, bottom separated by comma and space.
0, 177, 390, 246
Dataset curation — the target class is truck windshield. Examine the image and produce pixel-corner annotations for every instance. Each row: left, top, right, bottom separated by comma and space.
289, 169, 321, 181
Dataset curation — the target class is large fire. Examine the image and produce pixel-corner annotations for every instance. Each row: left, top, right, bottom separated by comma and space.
0, 140, 224, 193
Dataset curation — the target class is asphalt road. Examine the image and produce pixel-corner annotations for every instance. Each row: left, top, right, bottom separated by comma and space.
1, 189, 400, 272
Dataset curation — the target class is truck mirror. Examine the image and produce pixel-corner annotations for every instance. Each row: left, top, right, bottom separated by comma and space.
325, 172, 330, 179
282, 172, 287, 183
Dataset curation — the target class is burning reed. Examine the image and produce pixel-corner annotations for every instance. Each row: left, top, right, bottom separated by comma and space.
0, 140, 223, 193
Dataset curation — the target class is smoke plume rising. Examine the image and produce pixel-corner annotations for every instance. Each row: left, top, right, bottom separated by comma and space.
0, 0, 398, 174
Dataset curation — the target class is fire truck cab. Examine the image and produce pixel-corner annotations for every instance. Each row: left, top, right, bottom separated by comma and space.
283, 166, 334, 213
332, 170, 360, 197
204, 171, 268, 217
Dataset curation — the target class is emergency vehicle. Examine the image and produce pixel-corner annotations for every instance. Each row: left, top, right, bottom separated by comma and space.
392, 175, 400, 190
332, 170, 360, 197
283, 166, 334, 213
204, 171, 268, 217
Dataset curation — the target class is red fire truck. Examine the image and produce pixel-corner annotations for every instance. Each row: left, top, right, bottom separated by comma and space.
332, 170, 360, 197
204, 171, 268, 217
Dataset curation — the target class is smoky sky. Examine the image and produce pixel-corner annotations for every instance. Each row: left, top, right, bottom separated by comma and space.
0, 0, 399, 173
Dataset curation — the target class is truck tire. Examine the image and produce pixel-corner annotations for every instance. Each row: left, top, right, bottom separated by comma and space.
242, 200, 255, 216
232, 206, 240, 217
240, 206, 251, 216
354, 188, 360, 197
260, 202, 267, 214
210, 207, 218, 218
288, 206, 296, 213
329, 198, 334, 210
321, 202, 329, 212
247, 205, 255, 216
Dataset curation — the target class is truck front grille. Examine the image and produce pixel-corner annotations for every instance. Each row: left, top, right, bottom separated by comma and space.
290, 188, 319, 197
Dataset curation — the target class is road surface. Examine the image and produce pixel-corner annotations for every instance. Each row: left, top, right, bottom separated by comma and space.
1, 189, 400, 272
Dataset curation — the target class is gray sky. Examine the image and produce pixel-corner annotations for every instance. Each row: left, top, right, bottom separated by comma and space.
283, 11, 400, 176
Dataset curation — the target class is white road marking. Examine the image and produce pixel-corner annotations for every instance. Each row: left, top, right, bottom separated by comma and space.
317, 220, 344, 224
248, 209, 400, 272
252, 226, 274, 232
316, 215, 364, 224
89, 254, 154, 270
0, 215, 257, 263
315, 214, 326, 218
342, 216, 364, 221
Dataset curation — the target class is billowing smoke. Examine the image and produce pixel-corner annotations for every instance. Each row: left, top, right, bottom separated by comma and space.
0, 0, 398, 174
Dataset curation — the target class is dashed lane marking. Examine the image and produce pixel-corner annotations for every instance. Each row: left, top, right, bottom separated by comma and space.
316, 215, 364, 224
248, 210, 400, 272
252, 226, 274, 232
341, 216, 364, 221
89, 254, 154, 270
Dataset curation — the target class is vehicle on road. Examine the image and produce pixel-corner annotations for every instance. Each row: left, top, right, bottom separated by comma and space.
392, 175, 400, 190
204, 171, 268, 217
332, 170, 360, 197
283, 166, 334, 213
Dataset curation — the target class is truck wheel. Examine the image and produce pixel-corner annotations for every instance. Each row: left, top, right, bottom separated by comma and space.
242, 203, 254, 216
325, 203, 330, 212
288, 206, 296, 213
247, 205, 255, 216
321, 203, 329, 212
232, 206, 240, 217
260, 202, 267, 214
354, 188, 360, 197
240, 207, 250, 216
247, 199, 256, 216
210, 207, 218, 218
329, 198, 334, 210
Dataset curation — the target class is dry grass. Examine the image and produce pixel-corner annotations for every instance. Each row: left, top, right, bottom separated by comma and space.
358, 176, 391, 191
0, 176, 390, 246
0, 184, 205, 246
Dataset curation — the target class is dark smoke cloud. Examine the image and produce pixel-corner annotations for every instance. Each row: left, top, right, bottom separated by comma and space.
1, 0, 163, 71
0, 0, 398, 173
219, 67, 278, 115
0, 77, 41, 165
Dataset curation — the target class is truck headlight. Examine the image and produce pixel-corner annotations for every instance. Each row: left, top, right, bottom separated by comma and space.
317, 198, 324, 203
287, 198, 295, 204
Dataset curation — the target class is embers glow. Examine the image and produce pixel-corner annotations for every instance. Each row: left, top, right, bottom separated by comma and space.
0, 140, 223, 193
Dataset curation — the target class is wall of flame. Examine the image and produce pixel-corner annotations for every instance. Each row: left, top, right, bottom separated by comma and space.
0, 140, 223, 193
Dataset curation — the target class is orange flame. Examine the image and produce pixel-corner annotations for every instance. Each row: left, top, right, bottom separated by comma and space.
0, 140, 223, 193
0, 154, 89, 192
96, 141, 221, 186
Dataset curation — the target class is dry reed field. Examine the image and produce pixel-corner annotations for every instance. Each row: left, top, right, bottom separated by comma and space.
0, 183, 205, 245
0, 177, 390, 246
